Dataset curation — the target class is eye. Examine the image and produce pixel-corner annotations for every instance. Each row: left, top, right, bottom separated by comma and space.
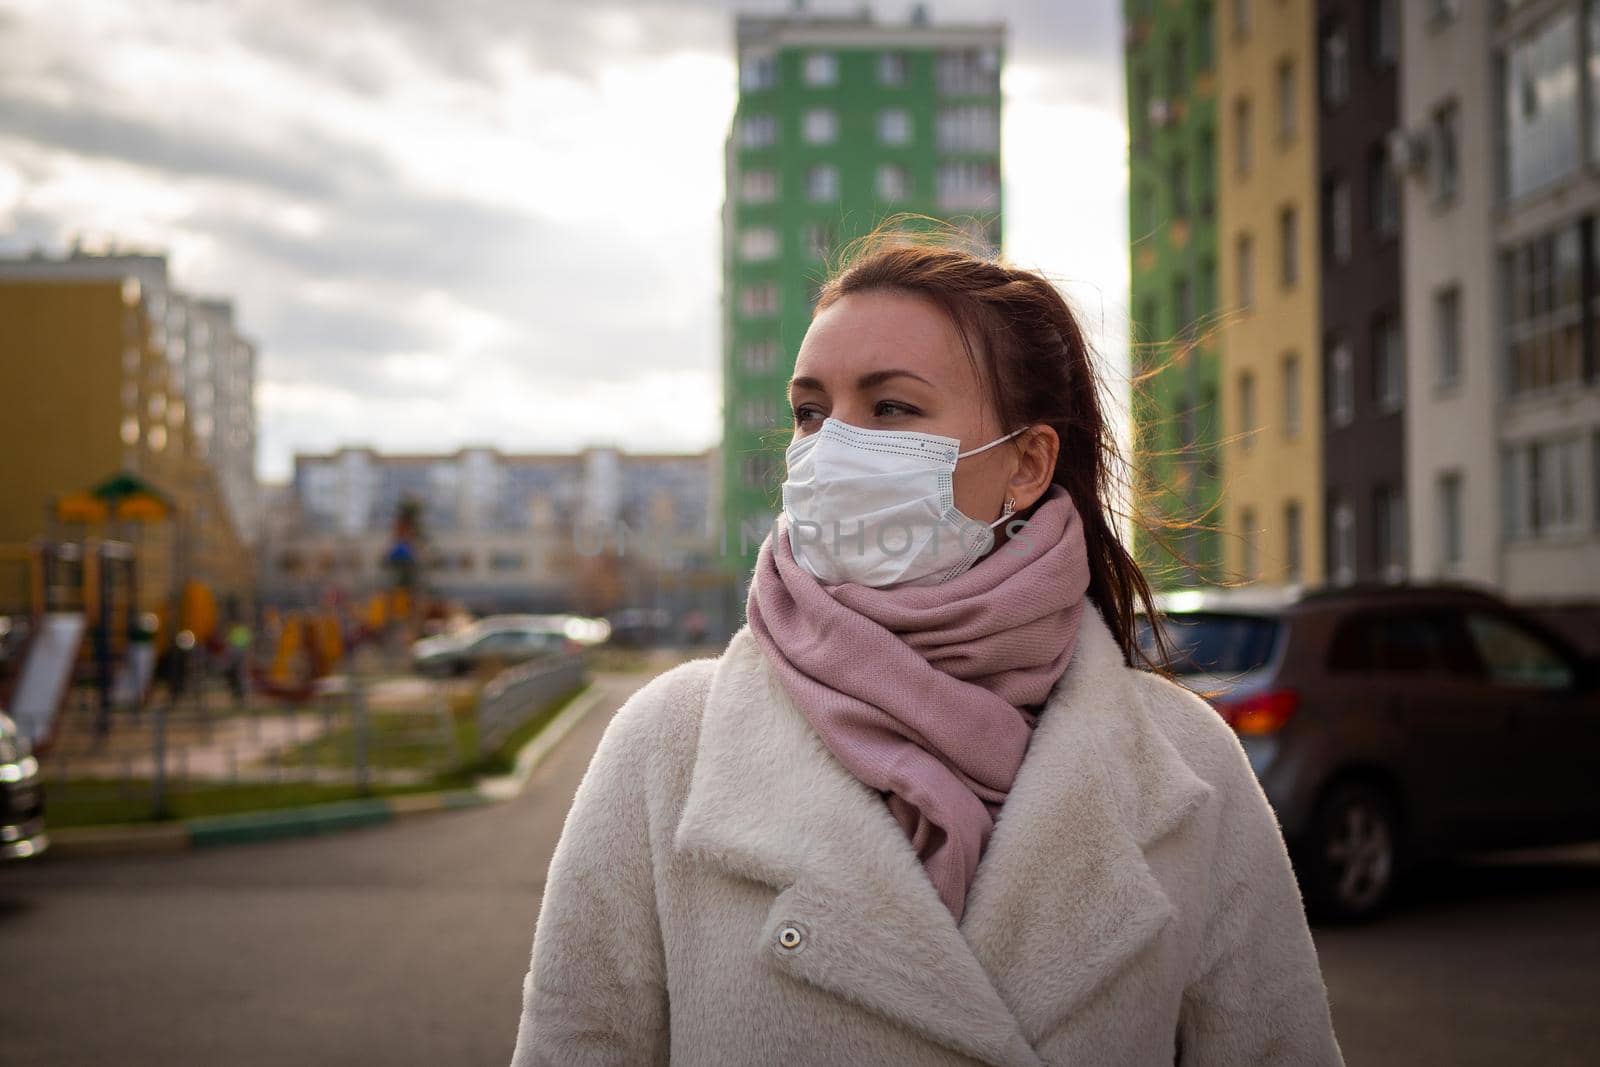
792, 403, 825, 428
874, 400, 921, 419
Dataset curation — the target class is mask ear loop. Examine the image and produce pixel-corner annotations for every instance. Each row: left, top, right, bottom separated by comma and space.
955, 426, 1027, 459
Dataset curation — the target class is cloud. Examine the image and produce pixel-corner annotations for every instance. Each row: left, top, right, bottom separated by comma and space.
0, 0, 1128, 481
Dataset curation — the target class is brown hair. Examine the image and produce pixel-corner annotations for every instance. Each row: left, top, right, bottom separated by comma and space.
813, 221, 1164, 669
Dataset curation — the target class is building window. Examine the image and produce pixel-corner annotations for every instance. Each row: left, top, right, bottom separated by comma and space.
1131, 66, 1153, 154
1197, 126, 1216, 216
1328, 495, 1355, 585
1174, 272, 1196, 339
1432, 99, 1459, 204
741, 398, 778, 430
1367, 0, 1397, 67
878, 51, 906, 87
739, 226, 778, 262
1279, 206, 1299, 288
1170, 153, 1191, 218
1589, 5, 1600, 167
741, 169, 777, 203
1232, 0, 1251, 39
1429, 0, 1459, 26
1238, 370, 1257, 448
1373, 312, 1405, 412
803, 51, 838, 87
1284, 500, 1303, 584
1276, 59, 1296, 142
1195, 1, 1215, 71
1325, 175, 1352, 263
740, 283, 778, 317
1133, 181, 1155, 235
1438, 472, 1463, 570
490, 551, 526, 572
1240, 506, 1259, 580
1435, 285, 1461, 388
740, 340, 780, 374
879, 108, 913, 146
806, 164, 839, 202
1321, 23, 1350, 107
801, 221, 833, 260
936, 106, 998, 152
1233, 97, 1253, 175
741, 453, 778, 490
740, 51, 776, 91
803, 108, 838, 145
1504, 436, 1584, 538
1282, 352, 1302, 438
1504, 222, 1584, 395
1504, 10, 1580, 202
1327, 334, 1354, 426
876, 163, 910, 201
1374, 484, 1406, 581
936, 48, 1000, 96
1236, 233, 1255, 310
739, 114, 777, 149
1166, 32, 1187, 99
1368, 142, 1399, 239
935, 161, 999, 210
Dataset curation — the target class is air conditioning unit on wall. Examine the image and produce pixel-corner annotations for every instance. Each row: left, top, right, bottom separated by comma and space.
1387, 127, 1430, 177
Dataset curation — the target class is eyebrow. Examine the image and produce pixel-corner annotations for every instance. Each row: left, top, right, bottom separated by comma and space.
788, 368, 935, 393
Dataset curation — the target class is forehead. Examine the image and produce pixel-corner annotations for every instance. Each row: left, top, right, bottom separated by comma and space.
794, 289, 978, 386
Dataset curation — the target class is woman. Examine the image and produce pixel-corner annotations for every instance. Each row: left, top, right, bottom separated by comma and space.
511, 236, 1344, 1066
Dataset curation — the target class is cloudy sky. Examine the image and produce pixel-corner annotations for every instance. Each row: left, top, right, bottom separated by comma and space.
0, 0, 1129, 481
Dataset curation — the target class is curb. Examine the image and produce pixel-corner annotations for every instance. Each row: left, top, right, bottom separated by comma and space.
46, 683, 610, 858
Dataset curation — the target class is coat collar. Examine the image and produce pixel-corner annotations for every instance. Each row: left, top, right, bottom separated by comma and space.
674, 602, 1214, 1066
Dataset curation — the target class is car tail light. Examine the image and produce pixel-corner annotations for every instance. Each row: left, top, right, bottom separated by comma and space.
1213, 688, 1299, 735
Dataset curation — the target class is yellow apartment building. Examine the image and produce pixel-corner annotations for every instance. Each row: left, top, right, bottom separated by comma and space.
0, 277, 254, 619
1216, 0, 1322, 586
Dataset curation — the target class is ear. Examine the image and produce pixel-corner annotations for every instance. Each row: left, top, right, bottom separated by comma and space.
1007, 425, 1060, 511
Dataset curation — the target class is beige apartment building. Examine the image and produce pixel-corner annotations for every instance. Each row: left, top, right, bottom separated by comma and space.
1216, 0, 1323, 586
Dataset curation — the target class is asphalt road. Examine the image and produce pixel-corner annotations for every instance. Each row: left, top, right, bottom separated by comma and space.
4, 670, 1598, 1066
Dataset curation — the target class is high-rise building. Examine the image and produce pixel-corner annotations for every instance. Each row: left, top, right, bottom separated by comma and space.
1398, 0, 1497, 589
1124, 0, 1224, 587
1216, 0, 1323, 587
1318, 0, 1404, 586
1482, 1, 1600, 597
0, 249, 260, 541
0, 255, 257, 614
720, 8, 1005, 585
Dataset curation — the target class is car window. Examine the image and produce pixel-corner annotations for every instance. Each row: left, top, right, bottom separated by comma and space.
1139, 613, 1281, 676
1463, 613, 1575, 690
1327, 612, 1465, 674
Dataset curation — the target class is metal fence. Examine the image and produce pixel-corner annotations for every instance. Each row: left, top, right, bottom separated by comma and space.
33, 650, 588, 823
475, 654, 588, 758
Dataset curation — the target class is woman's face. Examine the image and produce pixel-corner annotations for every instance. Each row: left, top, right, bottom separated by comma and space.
788, 288, 1055, 524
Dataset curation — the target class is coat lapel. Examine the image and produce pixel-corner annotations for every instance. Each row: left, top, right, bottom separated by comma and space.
674, 606, 1211, 1064
958, 605, 1215, 1043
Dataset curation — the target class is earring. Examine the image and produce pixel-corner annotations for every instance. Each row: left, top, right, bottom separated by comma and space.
1001, 497, 1016, 520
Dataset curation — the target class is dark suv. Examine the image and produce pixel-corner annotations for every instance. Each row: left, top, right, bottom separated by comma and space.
1139, 585, 1600, 920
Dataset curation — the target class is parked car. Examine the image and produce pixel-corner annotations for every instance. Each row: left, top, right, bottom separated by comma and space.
411, 615, 576, 677
1138, 584, 1600, 921
0, 710, 47, 860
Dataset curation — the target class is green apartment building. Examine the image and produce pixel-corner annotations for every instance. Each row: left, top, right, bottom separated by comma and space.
1124, 0, 1223, 586
720, 9, 1006, 586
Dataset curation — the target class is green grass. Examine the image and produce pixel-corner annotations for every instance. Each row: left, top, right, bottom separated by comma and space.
44, 683, 591, 828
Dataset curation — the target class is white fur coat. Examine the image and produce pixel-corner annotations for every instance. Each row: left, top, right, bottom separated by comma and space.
511, 605, 1345, 1066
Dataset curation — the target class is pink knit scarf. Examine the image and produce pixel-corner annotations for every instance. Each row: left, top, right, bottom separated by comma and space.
746, 484, 1091, 920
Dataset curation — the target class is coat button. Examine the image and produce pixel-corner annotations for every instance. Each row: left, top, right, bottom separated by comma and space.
776, 924, 803, 950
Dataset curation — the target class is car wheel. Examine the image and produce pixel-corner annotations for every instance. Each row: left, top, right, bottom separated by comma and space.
1303, 782, 1400, 922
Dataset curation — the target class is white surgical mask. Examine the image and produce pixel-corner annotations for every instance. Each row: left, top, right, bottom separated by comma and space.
780, 417, 1024, 587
